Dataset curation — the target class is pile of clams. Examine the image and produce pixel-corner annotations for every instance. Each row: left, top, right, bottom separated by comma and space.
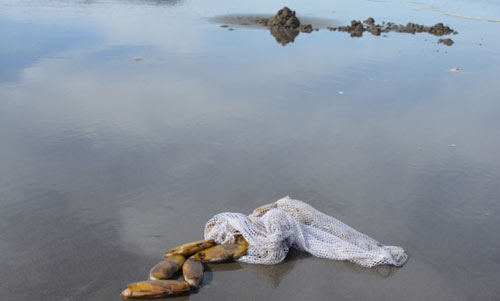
122, 236, 248, 298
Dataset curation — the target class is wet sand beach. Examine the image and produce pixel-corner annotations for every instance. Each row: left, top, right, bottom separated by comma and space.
1, 0, 500, 300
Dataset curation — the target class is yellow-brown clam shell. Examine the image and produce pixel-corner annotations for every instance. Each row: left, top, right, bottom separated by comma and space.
164, 239, 216, 258
192, 244, 247, 263
121, 280, 190, 298
149, 255, 185, 280
182, 257, 204, 288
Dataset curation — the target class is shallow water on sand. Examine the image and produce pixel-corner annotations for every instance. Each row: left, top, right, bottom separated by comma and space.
1, 0, 500, 300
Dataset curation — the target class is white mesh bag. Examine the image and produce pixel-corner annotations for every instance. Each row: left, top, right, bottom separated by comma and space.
204, 196, 408, 267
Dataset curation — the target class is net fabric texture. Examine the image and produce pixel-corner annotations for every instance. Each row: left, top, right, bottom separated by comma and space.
204, 196, 408, 267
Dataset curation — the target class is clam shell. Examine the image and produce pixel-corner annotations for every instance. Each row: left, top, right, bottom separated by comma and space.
149, 255, 185, 280
192, 244, 247, 263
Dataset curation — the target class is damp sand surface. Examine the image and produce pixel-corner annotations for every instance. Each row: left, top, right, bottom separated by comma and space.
1, 0, 500, 300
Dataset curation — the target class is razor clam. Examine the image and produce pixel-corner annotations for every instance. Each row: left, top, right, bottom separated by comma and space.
122, 280, 190, 298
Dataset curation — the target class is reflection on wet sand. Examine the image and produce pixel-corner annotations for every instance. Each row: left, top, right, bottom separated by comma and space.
198, 249, 311, 290
241, 249, 310, 288
201, 262, 242, 291
341, 261, 399, 278
205, 261, 244, 273
222, 249, 399, 291
269, 27, 300, 46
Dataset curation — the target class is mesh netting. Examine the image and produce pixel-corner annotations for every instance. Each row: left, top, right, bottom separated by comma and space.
204, 196, 408, 267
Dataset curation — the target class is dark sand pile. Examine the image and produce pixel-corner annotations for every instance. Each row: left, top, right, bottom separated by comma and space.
328, 17, 457, 45
259, 7, 313, 33
257, 7, 315, 45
